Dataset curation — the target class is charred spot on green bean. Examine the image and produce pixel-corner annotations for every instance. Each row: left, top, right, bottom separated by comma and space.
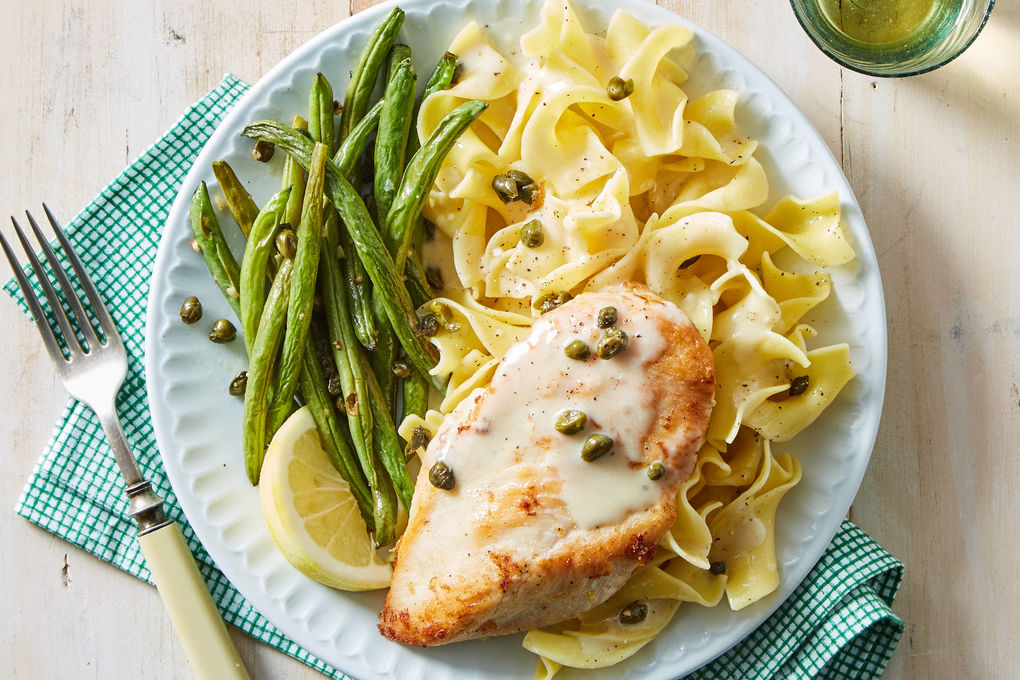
179, 296, 202, 324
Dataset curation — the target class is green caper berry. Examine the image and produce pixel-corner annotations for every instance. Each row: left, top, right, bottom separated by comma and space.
646, 461, 666, 480
276, 228, 297, 259
491, 174, 519, 203
618, 601, 648, 625
581, 433, 614, 461
179, 296, 202, 324
520, 220, 544, 248
789, 375, 810, 396
564, 340, 591, 360
709, 560, 727, 575
517, 181, 538, 205
392, 360, 413, 379
326, 372, 342, 397
554, 410, 588, 435
607, 76, 635, 101
417, 313, 440, 337
253, 140, 275, 162
228, 371, 247, 396
596, 327, 628, 359
209, 319, 236, 344
425, 265, 444, 291
534, 291, 573, 314
597, 306, 617, 328
429, 461, 456, 490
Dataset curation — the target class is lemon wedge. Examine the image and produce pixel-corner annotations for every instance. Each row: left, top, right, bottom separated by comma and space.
259, 405, 392, 591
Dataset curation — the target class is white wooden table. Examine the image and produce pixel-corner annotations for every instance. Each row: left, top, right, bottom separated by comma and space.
1, 0, 1016, 678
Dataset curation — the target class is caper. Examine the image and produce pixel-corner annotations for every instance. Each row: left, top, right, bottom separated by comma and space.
429, 461, 456, 490
679, 255, 701, 270
564, 340, 591, 361
179, 296, 202, 324
506, 169, 535, 187
534, 291, 572, 314
554, 410, 588, 435
646, 461, 666, 480
327, 372, 342, 396
209, 319, 236, 344
597, 306, 617, 328
789, 375, 810, 396
406, 425, 431, 454
451, 60, 465, 85
581, 433, 614, 461
392, 360, 413, 379
491, 173, 519, 203
607, 76, 635, 101
276, 227, 297, 259
618, 601, 648, 625
228, 371, 247, 396
517, 181, 538, 205
423, 265, 444, 291
596, 327, 628, 359
520, 219, 544, 248
709, 560, 727, 575
252, 140, 275, 162
417, 312, 440, 337
423, 219, 437, 241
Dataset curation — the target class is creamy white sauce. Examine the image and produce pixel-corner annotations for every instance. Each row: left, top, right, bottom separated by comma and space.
429, 292, 684, 530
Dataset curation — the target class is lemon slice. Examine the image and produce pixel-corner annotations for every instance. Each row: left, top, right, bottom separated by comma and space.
259, 405, 392, 591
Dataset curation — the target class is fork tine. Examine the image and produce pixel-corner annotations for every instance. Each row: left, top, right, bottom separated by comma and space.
0, 223, 67, 362
26, 209, 101, 348
42, 203, 120, 347
10, 215, 83, 355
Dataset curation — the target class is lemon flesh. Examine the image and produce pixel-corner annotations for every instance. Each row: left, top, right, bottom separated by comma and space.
259, 406, 392, 591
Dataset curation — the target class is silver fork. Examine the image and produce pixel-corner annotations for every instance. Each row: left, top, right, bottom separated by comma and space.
1, 206, 250, 680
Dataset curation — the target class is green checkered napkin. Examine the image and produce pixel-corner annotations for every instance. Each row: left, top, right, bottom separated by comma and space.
7, 75, 904, 680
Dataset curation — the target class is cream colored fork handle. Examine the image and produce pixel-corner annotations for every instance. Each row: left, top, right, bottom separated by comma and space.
138, 522, 251, 680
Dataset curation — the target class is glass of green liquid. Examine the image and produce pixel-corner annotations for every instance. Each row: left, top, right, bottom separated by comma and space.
790, 0, 995, 76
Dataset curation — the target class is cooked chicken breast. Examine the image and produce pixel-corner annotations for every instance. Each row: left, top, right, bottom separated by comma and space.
379, 283, 716, 646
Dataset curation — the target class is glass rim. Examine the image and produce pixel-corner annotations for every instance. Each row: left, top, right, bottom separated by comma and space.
789, 0, 996, 77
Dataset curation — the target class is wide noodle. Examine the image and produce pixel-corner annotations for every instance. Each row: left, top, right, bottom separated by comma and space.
399, 0, 856, 674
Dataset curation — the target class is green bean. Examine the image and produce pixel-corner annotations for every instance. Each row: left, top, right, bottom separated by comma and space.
242, 259, 293, 485
341, 230, 379, 351
384, 100, 488, 272
266, 143, 329, 434
319, 210, 375, 506
212, 161, 260, 238
189, 181, 241, 317
375, 57, 416, 225
368, 293, 397, 413
282, 116, 308, 231
405, 250, 433, 307
371, 456, 398, 547
242, 120, 447, 391
239, 186, 292, 355
333, 100, 383, 172
402, 371, 428, 428
363, 354, 415, 511
297, 341, 375, 527
308, 73, 335, 156
337, 7, 404, 147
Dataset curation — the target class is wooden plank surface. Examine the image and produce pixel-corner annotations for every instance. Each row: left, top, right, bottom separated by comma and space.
0, 0, 1016, 678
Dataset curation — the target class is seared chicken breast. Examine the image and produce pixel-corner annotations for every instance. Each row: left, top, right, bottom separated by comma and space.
379, 283, 715, 645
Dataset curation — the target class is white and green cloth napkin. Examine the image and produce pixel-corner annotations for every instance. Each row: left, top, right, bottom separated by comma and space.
7, 75, 904, 680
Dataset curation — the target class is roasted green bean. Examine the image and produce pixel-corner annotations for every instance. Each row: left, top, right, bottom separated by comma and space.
239, 186, 292, 355
212, 160, 260, 238
189, 181, 241, 317
337, 7, 405, 146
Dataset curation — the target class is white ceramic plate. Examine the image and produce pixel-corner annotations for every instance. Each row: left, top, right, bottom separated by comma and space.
145, 0, 886, 677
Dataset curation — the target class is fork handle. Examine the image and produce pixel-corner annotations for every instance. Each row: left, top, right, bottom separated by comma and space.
138, 522, 251, 680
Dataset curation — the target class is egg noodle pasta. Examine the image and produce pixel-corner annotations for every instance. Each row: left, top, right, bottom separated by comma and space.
398, 0, 857, 673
